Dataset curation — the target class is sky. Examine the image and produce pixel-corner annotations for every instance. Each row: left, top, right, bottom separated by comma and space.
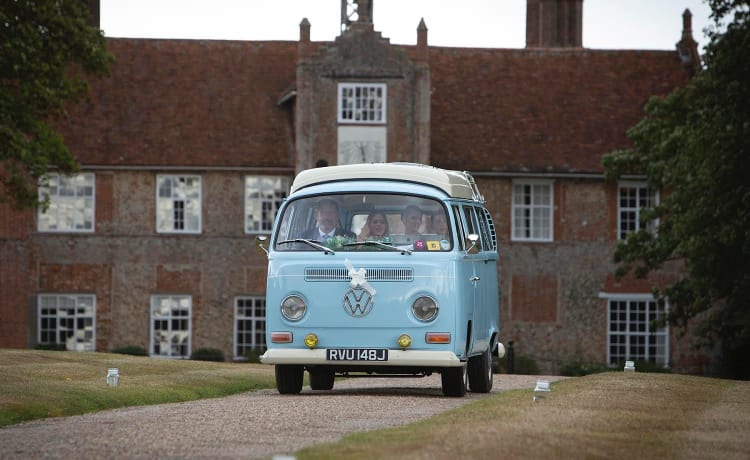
100, 0, 714, 53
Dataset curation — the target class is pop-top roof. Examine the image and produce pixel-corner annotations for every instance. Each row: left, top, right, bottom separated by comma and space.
290, 163, 484, 201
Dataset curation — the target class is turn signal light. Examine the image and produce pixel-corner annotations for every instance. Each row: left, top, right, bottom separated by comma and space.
425, 332, 451, 344
270, 331, 293, 343
397, 334, 412, 349
304, 333, 319, 349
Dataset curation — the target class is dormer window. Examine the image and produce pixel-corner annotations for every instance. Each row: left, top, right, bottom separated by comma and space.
338, 83, 386, 124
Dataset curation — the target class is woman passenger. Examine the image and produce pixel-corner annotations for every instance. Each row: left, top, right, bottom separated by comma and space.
357, 212, 389, 241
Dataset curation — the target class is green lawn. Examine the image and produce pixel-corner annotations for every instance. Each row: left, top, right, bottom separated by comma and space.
296, 372, 750, 460
0, 349, 275, 427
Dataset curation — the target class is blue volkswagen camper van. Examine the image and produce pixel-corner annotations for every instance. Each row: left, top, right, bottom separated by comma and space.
258, 163, 503, 397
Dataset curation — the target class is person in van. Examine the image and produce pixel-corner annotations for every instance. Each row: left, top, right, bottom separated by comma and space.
430, 210, 449, 239
300, 198, 355, 241
401, 205, 424, 243
357, 212, 390, 242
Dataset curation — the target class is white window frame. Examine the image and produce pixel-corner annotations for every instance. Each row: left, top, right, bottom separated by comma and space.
156, 175, 202, 234
338, 83, 387, 124
37, 173, 95, 233
38, 294, 96, 351
600, 293, 669, 368
234, 296, 266, 360
150, 295, 192, 358
617, 181, 658, 240
244, 176, 289, 234
511, 179, 554, 242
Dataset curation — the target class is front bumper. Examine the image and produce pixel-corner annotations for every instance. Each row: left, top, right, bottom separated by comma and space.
260, 348, 463, 367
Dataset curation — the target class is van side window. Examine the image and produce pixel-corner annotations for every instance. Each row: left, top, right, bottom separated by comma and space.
462, 205, 484, 251
452, 205, 466, 250
480, 208, 498, 252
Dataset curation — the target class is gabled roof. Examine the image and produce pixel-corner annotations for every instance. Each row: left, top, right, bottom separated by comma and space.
56, 38, 691, 175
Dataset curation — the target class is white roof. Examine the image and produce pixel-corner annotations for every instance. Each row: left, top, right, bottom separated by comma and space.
290, 163, 484, 201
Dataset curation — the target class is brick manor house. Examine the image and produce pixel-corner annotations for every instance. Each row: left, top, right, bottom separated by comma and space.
0, 0, 711, 374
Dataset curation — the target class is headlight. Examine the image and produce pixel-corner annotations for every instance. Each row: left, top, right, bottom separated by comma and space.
281, 295, 307, 321
412, 296, 438, 322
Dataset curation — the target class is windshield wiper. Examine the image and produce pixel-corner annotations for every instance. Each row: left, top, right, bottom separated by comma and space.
277, 239, 335, 254
343, 241, 412, 254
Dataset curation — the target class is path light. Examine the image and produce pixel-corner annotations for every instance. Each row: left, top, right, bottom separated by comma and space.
624, 360, 635, 373
533, 379, 550, 401
106, 368, 119, 387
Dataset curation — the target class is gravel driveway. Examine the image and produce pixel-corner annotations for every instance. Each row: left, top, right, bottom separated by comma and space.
0, 374, 564, 459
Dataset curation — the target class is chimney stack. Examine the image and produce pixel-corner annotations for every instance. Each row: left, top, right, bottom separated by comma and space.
526, 0, 583, 48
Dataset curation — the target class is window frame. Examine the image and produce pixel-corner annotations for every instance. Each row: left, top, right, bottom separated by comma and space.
37, 294, 96, 351
244, 176, 290, 235
156, 174, 202, 234
617, 181, 659, 240
511, 179, 554, 242
602, 293, 670, 368
337, 83, 387, 124
37, 172, 95, 233
149, 294, 192, 359
234, 296, 267, 360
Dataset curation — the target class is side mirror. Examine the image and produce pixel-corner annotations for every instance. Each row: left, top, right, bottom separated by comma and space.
254, 235, 269, 256
465, 234, 480, 255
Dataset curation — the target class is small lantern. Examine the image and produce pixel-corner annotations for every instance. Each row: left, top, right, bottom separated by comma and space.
106, 368, 120, 387
624, 360, 635, 373
533, 379, 550, 401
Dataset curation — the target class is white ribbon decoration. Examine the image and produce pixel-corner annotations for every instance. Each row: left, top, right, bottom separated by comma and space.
344, 258, 376, 295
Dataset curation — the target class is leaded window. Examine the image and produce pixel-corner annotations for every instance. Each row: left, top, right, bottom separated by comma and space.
150, 295, 191, 358
38, 294, 96, 351
338, 83, 386, 123
512, 181, 553, 242
607, 296, 669, 367
156, 175, 201, 233
245, 176, 289, 234
38, 173, 95, 232
234, 296, 266, 359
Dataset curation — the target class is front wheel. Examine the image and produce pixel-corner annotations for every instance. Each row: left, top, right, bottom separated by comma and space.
441, 364, 467, 397
275, 364, 304, 394
468, 346, 493, 393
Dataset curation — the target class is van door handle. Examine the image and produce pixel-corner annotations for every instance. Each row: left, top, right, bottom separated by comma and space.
470, 276, 480, 282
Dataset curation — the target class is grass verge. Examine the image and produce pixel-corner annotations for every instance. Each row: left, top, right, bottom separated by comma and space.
0, 349, 275, 427
296, 372, 750, 460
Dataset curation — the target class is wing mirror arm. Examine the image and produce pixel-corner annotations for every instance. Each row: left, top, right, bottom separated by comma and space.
255, 235, 269, 256
464, 234, 480, 256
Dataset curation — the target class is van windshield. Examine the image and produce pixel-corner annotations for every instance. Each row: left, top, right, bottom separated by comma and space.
274, 193, 453, 252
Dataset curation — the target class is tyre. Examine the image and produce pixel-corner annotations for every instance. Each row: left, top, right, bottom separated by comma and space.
275, 364, 304, 394
468, 346, 493, 393
441, 364, 467, 397
309, 367, 335, 390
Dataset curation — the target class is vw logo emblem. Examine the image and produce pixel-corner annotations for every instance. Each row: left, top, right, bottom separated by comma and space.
343, 287, 374, 317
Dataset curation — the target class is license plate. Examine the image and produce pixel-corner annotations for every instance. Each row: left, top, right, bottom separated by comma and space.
326, 348, 388, 361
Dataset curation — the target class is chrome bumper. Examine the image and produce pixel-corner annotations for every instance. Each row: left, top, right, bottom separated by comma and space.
260, 348, 463, 367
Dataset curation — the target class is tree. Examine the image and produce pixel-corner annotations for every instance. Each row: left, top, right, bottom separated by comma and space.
602, 0, 750, 379
0, 0, 111, 210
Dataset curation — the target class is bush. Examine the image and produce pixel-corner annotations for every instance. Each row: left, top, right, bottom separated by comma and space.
243, 348, 264, 363
559, 359, 671, 376
34, 343, 66, 351
112, 345, 148, 356
559, 361, 609, 377
191, 348, 225, 362
494, 353, 540, 375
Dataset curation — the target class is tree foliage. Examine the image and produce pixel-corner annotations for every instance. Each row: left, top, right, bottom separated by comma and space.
602, 0, 750, 378
0, 0, 111, 210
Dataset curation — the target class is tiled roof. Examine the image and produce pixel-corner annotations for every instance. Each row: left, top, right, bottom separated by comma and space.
58, 38, 691, 175
58, 38, 298, 169
428, 46, 691, 174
